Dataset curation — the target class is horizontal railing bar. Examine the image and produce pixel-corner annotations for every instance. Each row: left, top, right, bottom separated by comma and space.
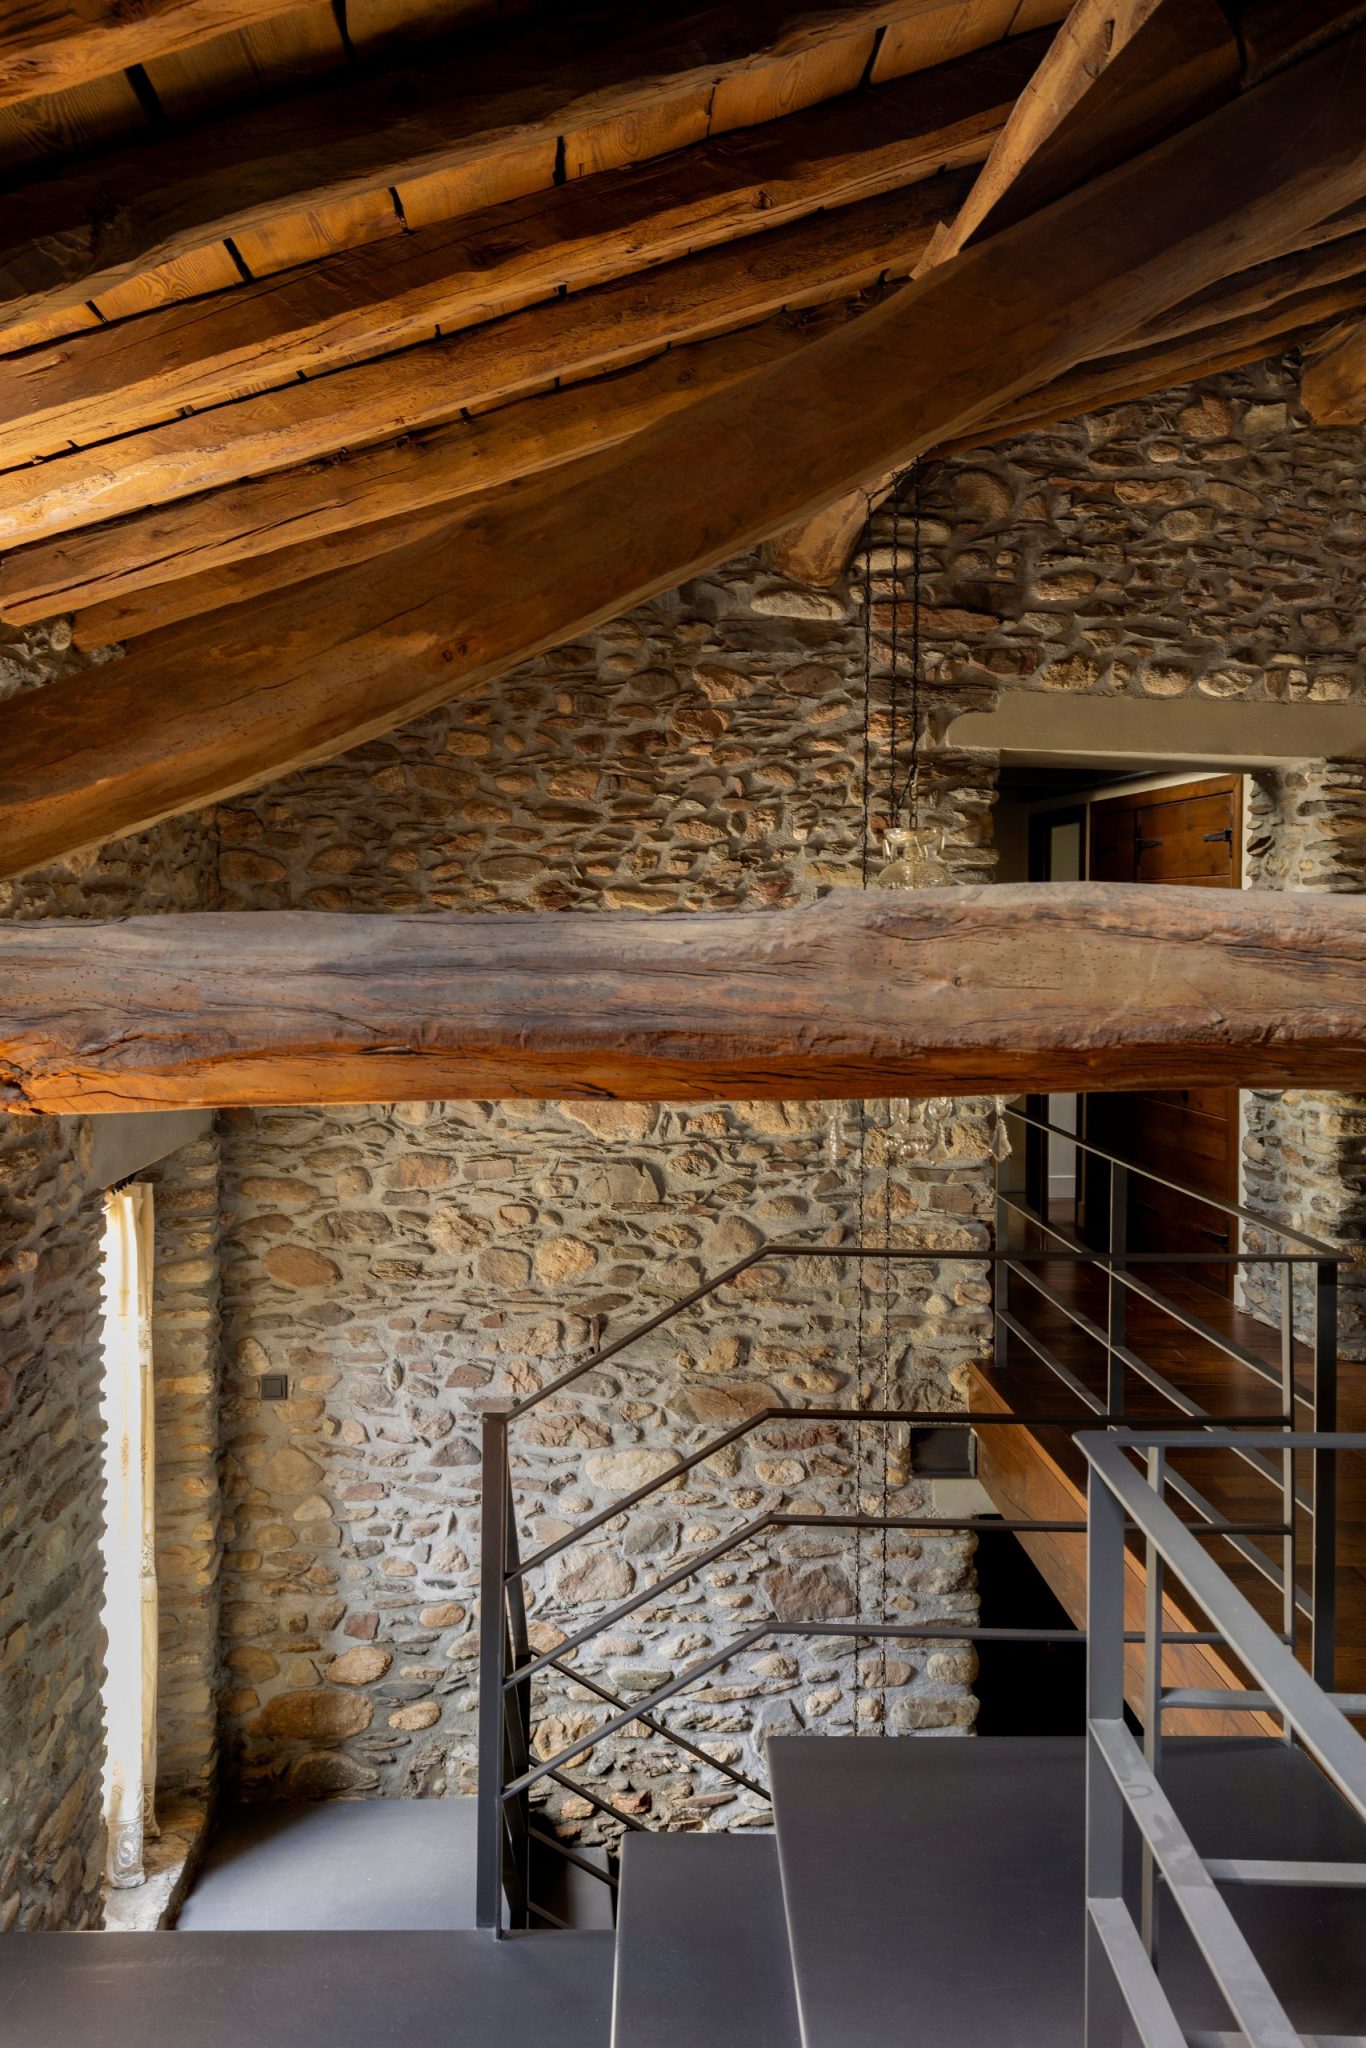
1087, 1897, 1188, 2048
1102, 1430, 1366, 1452
543, 1767, 648, 1833
545, 1656, 769, 1801
512, 1404, 1292, 1580
1090, 1716, 1303, 2048
1004, 1106, 1341, 1256
527, 1825, 619, 1889
996, 1304, 1106, 1413
1003, 1199, 1293, 1393
506, 1227, 1343, 1424
1162, 1690, 1366, 1717
1202, 1859, 1366, 1888
1160, 1466, 1307, 1616
1085, 1433, 1366, 1817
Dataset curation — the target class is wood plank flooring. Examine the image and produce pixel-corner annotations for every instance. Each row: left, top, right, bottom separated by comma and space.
972, 1224, 1366, 1720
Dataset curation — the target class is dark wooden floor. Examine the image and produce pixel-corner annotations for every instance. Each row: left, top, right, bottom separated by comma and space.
973, 1226, 1366, 1714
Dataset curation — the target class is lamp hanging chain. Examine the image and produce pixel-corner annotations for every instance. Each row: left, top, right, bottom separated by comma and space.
890, 456, 925, 826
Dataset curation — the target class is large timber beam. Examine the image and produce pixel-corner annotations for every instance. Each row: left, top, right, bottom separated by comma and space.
1300, 315, 1366, 422
922, 0, 1240, 270
2, 886, 1365, 1114
0, 0, 988, 330
0, 28, 1363, 879
766, 0, 1241, 593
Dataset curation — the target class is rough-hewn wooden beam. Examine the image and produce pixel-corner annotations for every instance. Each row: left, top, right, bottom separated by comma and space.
763, 474, 893, 588
0, 36, 1037, 464
0, 0, 998, 330
951, 299, 1366, 452
920, 0, 1240, 272
0, 0, 315, 108
0, 29, 1362, 878
3, 886, 1365, 1114
1300, 315, 1366, 423
0, 178, 955, 552
2, 306, 851, 630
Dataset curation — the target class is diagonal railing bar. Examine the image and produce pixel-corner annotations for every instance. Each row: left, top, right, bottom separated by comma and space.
543, 1765, 649, 1833
527, 1824, 618, 1890
545, 1656, 770, 1800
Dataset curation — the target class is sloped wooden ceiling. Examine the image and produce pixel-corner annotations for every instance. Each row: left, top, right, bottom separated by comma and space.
0, 0, 1362, 879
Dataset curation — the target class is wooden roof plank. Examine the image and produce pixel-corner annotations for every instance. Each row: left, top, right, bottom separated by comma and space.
3, 887, 1366, 1114
0, 27, 1360, 877
0, 33, 1037, 465
0, 176, 955, 559
0, 1, 317, 111
5, 307, 857, 628
0, 0, 1013, 329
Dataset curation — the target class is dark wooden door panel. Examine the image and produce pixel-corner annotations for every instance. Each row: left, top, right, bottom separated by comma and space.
1085, 775, 1242, 1295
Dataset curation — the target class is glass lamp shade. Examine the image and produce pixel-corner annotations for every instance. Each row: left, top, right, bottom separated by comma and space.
877, 823, 947, 890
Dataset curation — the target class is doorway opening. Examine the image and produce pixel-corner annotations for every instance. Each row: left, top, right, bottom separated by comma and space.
98, 1183, 158, 1895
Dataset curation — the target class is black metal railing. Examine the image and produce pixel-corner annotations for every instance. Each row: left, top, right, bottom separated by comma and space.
1084, 1428, 1366, 2048
474, 1193, 1344, 1933
996, 1101, 1345, 1686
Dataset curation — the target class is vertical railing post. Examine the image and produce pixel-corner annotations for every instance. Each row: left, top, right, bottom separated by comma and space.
1311, 1259, 1338, 1691
995, 1181, 1011, 1371
1085, 1462, 1127, 2048
477, 1409, 511, 1934
1140, 1446, 1164, 1962
1024, 1092, 1048, 1219
1105, 1163, 1127, 1422
1281, 1264, 1297, 1676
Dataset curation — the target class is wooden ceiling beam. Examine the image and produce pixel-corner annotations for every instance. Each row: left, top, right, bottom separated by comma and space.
744, 216, 1366, 591
0, 1, 317, 108
3, 886, 1365, 1114
1300, 316, 1366, 423
0, 27, 1361, 878
921, 0, 1241, 271
947, 304, 1365, 451
0, 0, 1017, 330
0, 34, 1039, 467
27, 308, 857, 640
0, 176, 953, 578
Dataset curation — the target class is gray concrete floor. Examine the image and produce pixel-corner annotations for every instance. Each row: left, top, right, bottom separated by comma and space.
177, 1796, 483, 1930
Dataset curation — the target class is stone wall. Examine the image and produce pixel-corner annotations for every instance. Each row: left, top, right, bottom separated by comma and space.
211, 547, 996, 1818
0, 623, 220, 1928
1241, 762, 1366, 1354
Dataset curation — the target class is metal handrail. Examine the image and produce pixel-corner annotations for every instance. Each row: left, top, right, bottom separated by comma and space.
1005, 1103, 1345, 1258
1083, 1428, 1366, 2048
478, 1123, 1345, 1934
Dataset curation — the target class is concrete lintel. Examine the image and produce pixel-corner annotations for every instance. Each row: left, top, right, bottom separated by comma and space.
947, 691, 1366, 769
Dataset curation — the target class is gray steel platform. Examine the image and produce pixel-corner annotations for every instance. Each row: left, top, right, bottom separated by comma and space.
612, 1833, 800, 2048
768, 1736, 1366, 2048
0, 1929, 614, 2048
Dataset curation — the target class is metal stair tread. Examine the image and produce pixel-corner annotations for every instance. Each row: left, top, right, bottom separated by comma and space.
612, 1832, 801, 2048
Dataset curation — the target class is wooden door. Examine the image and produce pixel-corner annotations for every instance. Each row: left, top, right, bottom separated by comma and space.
1086, 776, 1242, 1295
